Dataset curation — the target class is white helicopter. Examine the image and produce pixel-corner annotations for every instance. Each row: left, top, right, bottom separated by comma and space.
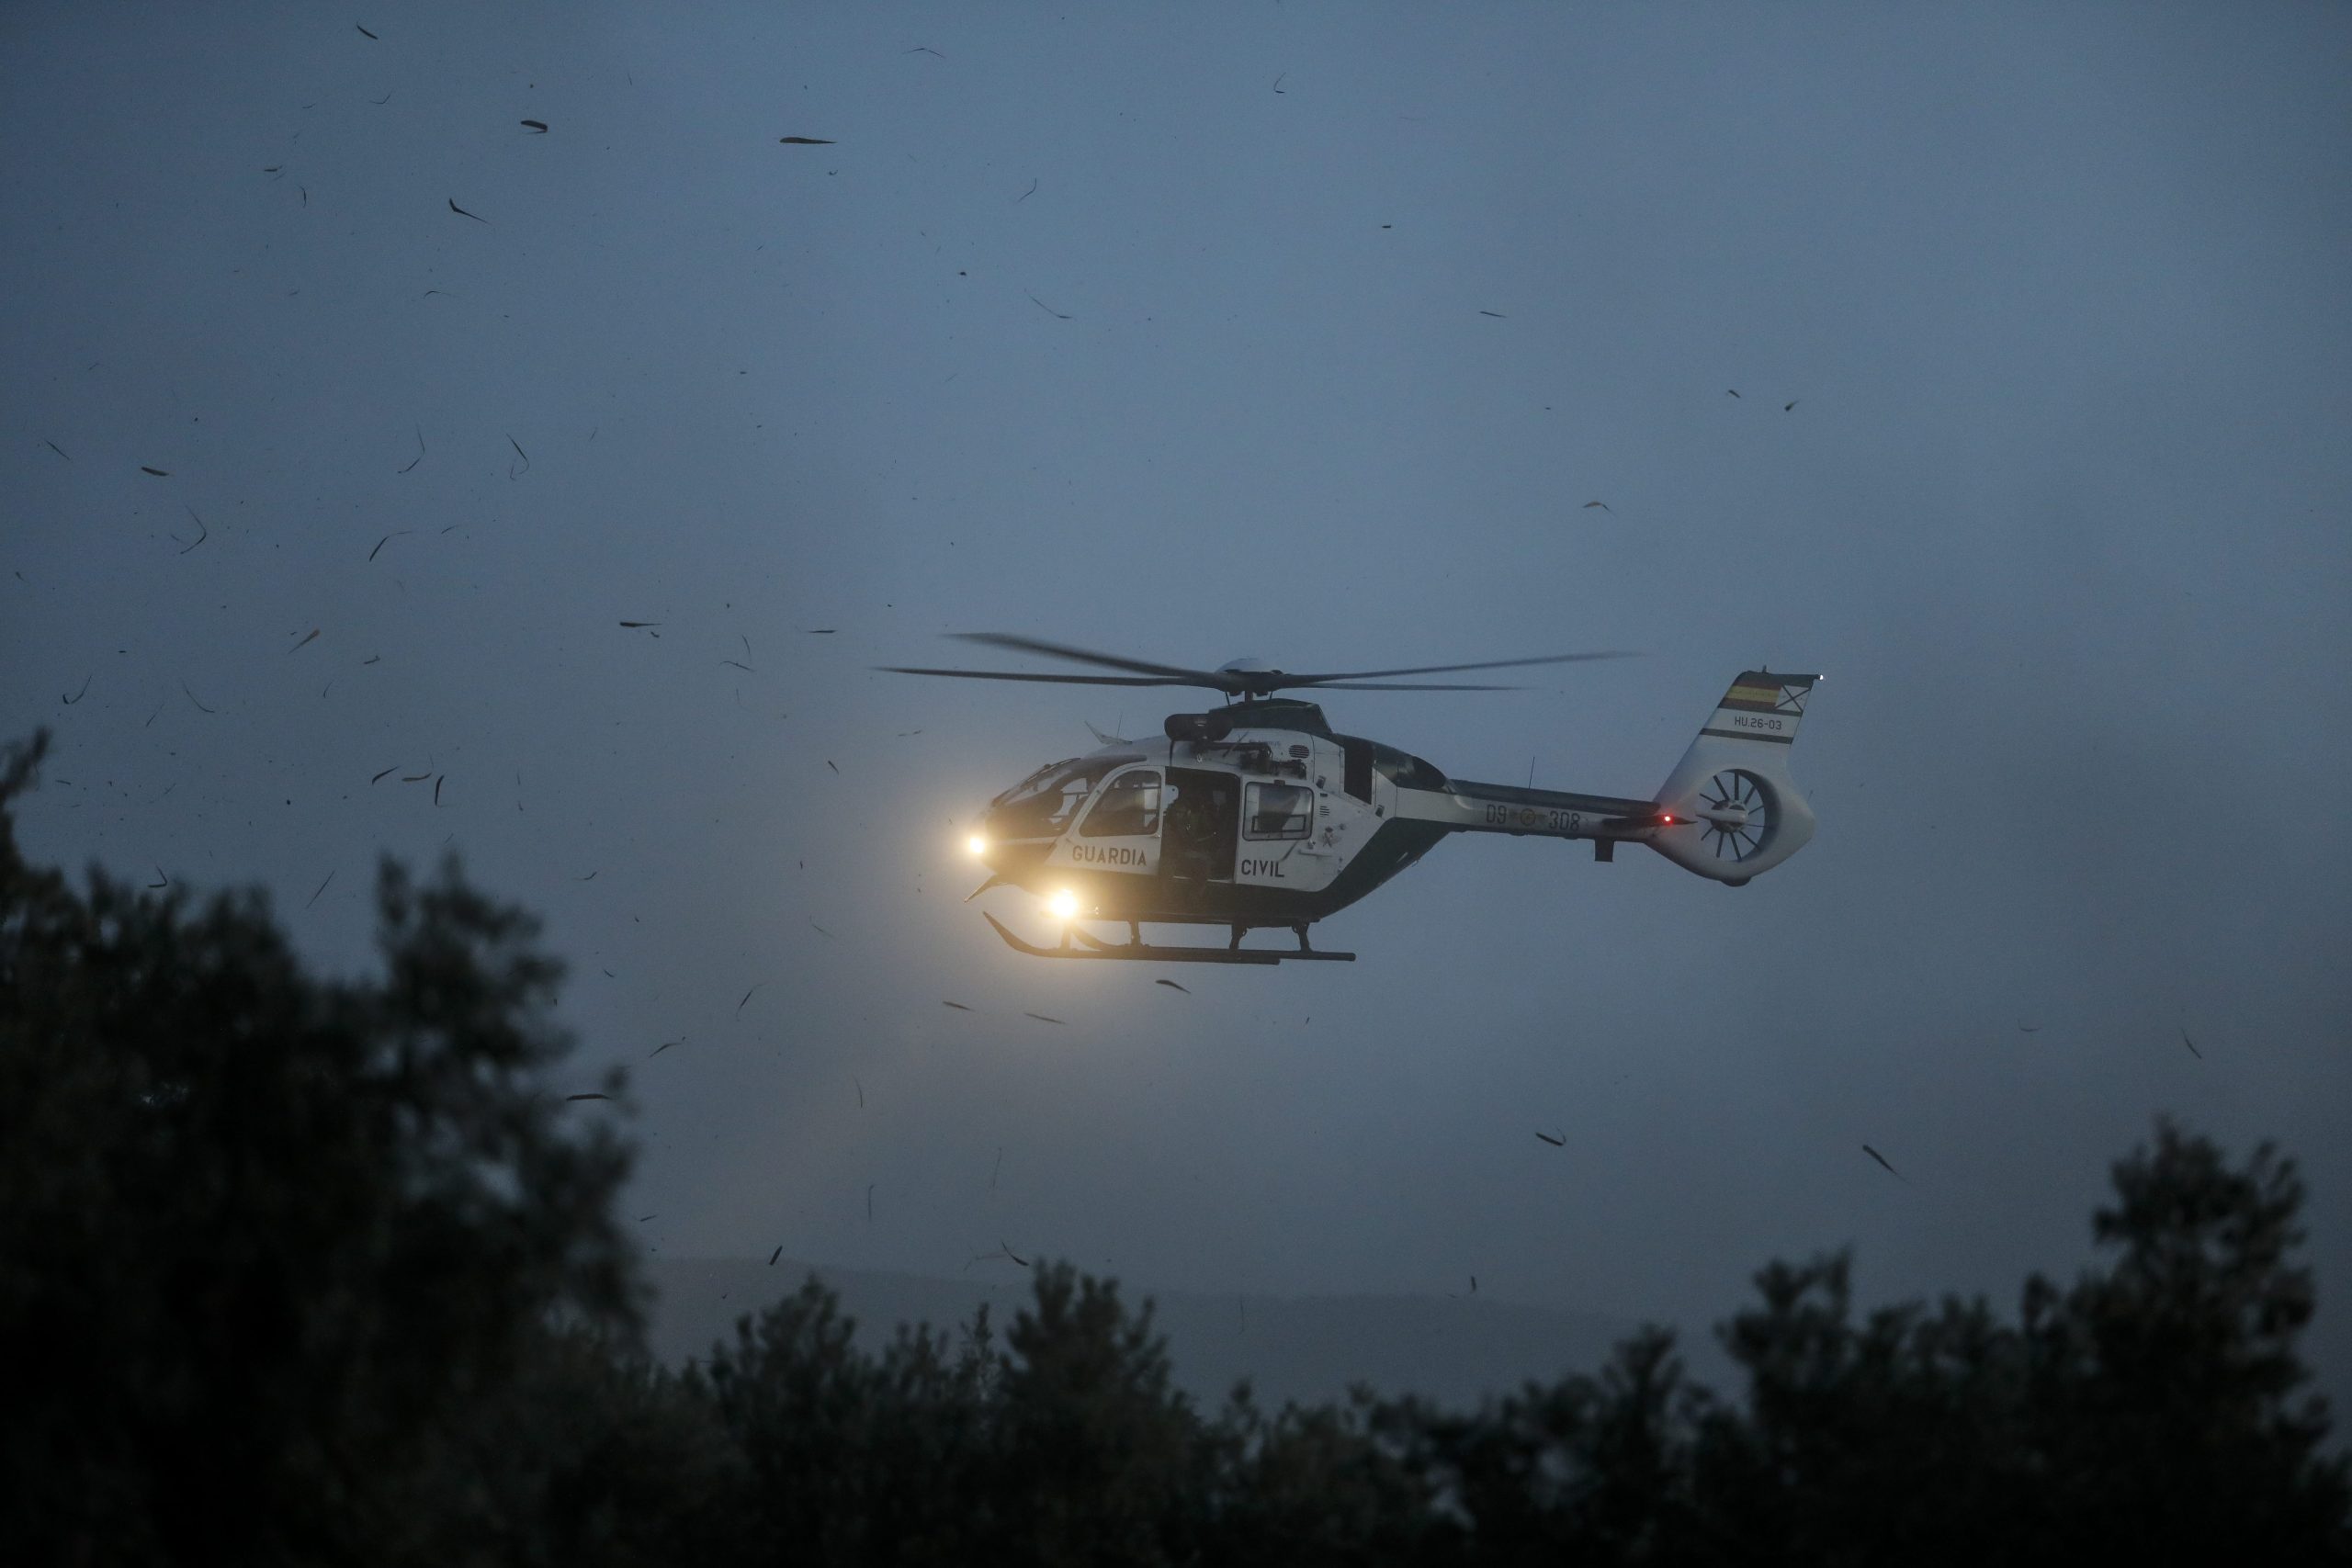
885, 634, 1822, 964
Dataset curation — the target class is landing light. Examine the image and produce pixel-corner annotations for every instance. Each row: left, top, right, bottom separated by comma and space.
966, 833, 989, 858
1046, 888, 1080, 920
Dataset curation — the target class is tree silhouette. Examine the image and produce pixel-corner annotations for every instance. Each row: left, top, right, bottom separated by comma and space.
0, 730, 641, 1565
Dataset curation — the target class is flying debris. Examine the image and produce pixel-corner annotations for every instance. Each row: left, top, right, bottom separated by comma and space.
865, 1182, 875, 1221
1023, 1012, 1066, 1025
1154, 978, 1190, 993
44, 440, 70, 460
288, 628, 320, 654
62, 674, 90, 705
1726, 389, 1740, 398
618, 621, 660, 628
578, 870, 598, 880
356, 23, 378, 39
905, 46, 944, 57
1003, 1241, 1029, 1267
1535, 1130, 1565, 1147
521, 119, 548, 132
768, 1246, 782, 1266
2017, 1021, 2041, 1034
942, 1000, 972, 1011
826, 761, 839, 773
1581, 501, 1611, 513
181, 681, 214, 713
141, 467, 170, 477
148, 866, 169, 889
1273, 73, 1288, 94
398, 425, 424, 473
1862, 1145, 1905, 1181
721, 660, 752, 671
371, 766, 398, 784
401, 773, 431, 783
809, 919, 838, 940
738, 983, 763, 1013
855, 1078, 865, 1109
433, 774, 445, 806
1470, 1275, 1478, 1294
1478, 310, 1506, 318
506, 434, 528, 478
304, 869, 335, 909
565, 1093, 610, 1102
2181, 1029, 2203, 1060
1025, 293, 1072, 320
368, 91, 392, 106
448, 198, 489, 222
779, 136, 835, 144
650, 1039, 680, 1057
1015, 178, 1038, 203
1783, 400, 1800, 412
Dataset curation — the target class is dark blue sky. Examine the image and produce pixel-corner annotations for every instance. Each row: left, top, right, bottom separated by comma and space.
6, 2, 2346, 1403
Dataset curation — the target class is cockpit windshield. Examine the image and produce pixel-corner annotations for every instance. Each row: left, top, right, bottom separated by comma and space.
987, 753, 1141, 840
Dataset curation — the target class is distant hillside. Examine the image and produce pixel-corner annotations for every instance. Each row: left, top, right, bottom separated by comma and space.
650, 1257, 1721, 1412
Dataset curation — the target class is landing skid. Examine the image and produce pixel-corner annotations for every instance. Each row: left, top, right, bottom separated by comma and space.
982, 913, 1355, 965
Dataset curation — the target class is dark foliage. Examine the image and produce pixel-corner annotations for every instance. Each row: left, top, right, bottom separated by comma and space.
3, 728, 2346, 1563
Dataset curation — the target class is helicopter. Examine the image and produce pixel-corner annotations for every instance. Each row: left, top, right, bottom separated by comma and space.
883, 634, 1823, 964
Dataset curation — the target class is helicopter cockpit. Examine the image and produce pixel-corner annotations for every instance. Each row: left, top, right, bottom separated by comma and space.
983, 751, 1143, 841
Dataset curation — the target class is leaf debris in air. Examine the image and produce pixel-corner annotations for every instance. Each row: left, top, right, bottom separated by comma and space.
779, 136, 835, 145
448, 197, 489, 222
521, 119, 548, 132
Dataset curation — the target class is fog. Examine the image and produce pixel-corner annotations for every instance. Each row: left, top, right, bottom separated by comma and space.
5, 2, 2346, 1406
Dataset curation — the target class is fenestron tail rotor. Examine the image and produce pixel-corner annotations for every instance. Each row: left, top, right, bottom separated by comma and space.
879, 633, 1636, 699
1698, 770, 1770, 863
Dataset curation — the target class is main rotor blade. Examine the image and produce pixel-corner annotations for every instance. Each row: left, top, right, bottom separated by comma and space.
1303, 680, 1522, 691
949, 633, 1220, 684
877, 665, 1191, 687
1283, 651, 1637, 685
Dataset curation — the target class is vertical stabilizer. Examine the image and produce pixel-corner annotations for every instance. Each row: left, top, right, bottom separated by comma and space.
1646, 671, 1821, 884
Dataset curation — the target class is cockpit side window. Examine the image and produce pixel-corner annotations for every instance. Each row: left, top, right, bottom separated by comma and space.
988, 755, 1139, 840
1080, 770, 1161, 837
